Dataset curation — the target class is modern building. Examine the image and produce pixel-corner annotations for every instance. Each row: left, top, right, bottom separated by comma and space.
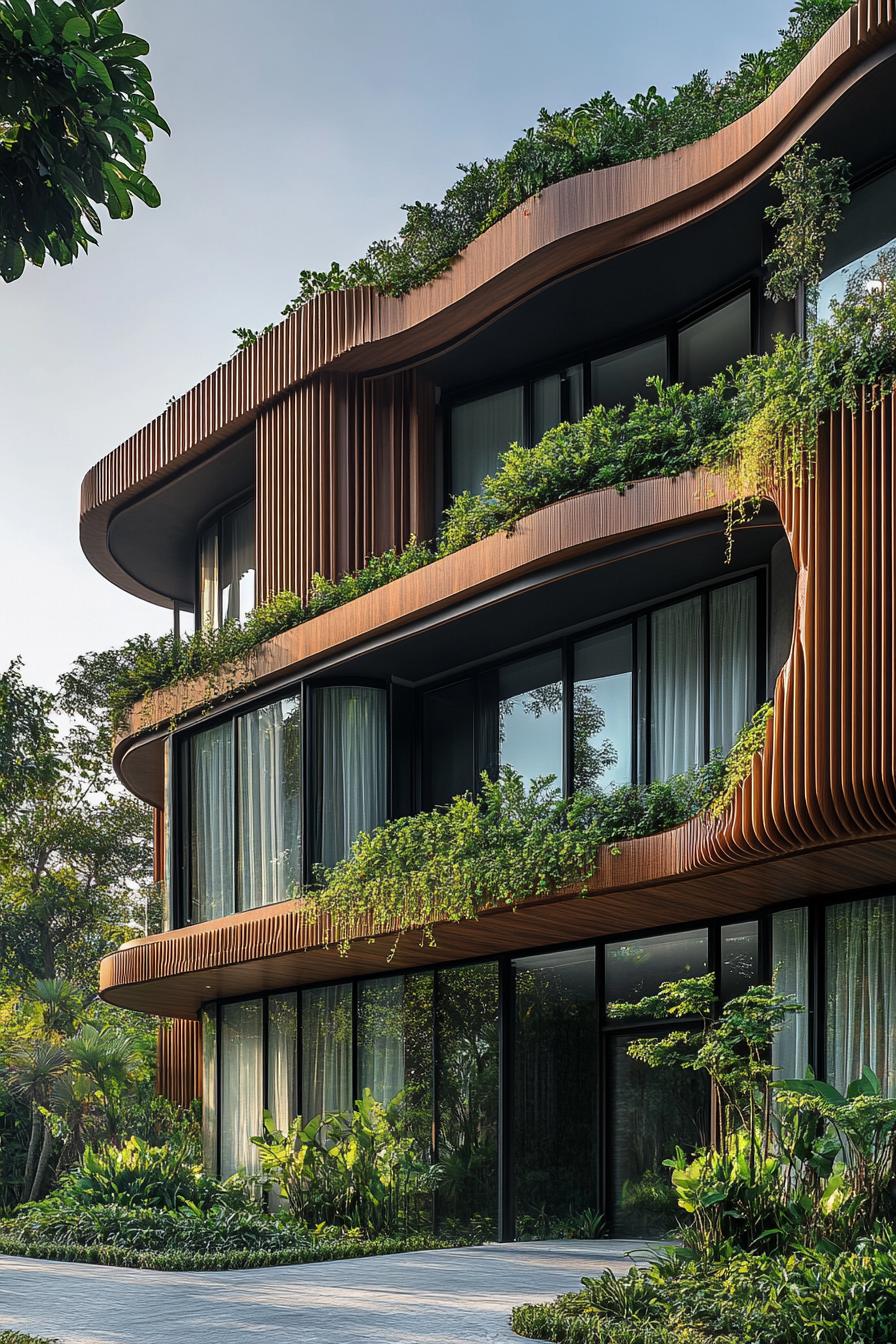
85, 5, 896, 1240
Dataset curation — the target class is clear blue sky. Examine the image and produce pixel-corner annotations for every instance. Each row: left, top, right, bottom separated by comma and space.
0, 0, 789, 690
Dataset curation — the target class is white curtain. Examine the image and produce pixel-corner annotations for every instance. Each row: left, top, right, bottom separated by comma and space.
312, 686, 387, 871
198, 524, 219, 628
710, 580, 757, 753
190, 722, 234, 923
238, 697, 302, 910
826, 895, 896, 1095
220, 1000, 263, 1177
267, 994, 298, 1131
201, 1008, 217, 1173
771, 907, 810, 1082
302, 984, 353, 1123
651, 597, 704, 780
450, 387, 524, 498
359, 976, 405, 1105
221, 501, 255, 623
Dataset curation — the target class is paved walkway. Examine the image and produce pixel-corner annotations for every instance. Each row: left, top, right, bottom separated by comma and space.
0, 1240, 652, 1344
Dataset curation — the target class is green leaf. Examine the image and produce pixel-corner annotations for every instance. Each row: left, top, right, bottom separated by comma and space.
1, 239, 26, 283
70, 47, 114, 91
97, 8, 123, 36
62, 16, 92, 41
122, 170, 161, 209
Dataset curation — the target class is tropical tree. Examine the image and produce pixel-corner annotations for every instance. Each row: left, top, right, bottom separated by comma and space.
0, 0, 168, 281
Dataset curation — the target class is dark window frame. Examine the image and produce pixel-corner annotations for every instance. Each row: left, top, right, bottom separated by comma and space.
195, 489, 256, 630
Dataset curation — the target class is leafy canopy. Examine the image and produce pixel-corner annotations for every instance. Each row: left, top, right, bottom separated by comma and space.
0, 0, 168, 281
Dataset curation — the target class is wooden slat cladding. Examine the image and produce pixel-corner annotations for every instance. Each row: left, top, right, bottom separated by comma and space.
80, 5, 896, 602
156, 1018, 201, 1107
101, 393, 896, 1017
256, 370, 434, 603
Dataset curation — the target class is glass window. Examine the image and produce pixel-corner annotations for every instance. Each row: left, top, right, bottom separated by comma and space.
651, 596, 704, 781
591, 337, 667, 409
401, 972, 434, 1155
498, 649, 564, 791
574, 626, 633, 791
513, 949, 597, 1236
450, 387, 524, 498
198, 523, 219, 629
221, 501, 255, 624
267, 993, 298, 1134
531, 366, 584, 441
219, 999, 263, 1177
710, 580, 757, 754
826, 895, 896, 1095
605, 928, 709, 1009
816, 167, 896, 324
187, 721, 234, 924
302, 984, 353, 1123
678, 292, 752, 390
608, 1030, 707, 1236
720, 920, 759, 1002
422, 679, 476, 809
310, 685, 388, 870
201, 1007, 217, 1173
435, 962, 499, 1233
237, 696, 302, 910
358, 975, 405, 1105
772, 906, 809, 1083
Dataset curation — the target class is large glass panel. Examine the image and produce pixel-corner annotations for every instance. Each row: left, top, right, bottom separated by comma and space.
402, 973, 434, 1155
574, 626, 633, 791
720, 920, 759, 1003
198, 523, 219, 629
678, 292, 752, 390
221, 501, 255, 624
450, 387, 524, 498
201, 1007, 217, 1173
531, 366, 585, 441
591, 337, 667, 409
219, 999, 263, 1177
301, 983, 353, 1122
188, 722, 235, 923
651, 596, 704, 780
436, 962, 499, 1234
772, 906, 810, 1083
498, 649, 564, 791
513, 949, 597, 1237
816, 167, 896, 324
710, 579, 757, 754
608, 1031, 707, 1236
310, 685, 388, 871
237, 695, 302, 910
826, 895, 896, 1095
605, 928, 709, 1009
267, 993, 298, 1133
358, 975, 405, 1105
421, 679, 476, 809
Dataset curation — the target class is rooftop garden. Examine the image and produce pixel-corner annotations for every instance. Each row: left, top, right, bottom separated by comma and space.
233, 0, 854, 346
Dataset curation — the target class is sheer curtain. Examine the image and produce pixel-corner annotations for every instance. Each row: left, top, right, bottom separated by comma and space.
198, 524, 219, 628
651, 597, 704, 780
201, 1008, 217, 1173
190, 723, 234, 923
311, 686, 387, 871
826, 896, 896, 1095
450, 387, 524, 498
771, 907, 810, 1082
710, 580, 757, 753
302, 984, 353, 1123
221, 501, 255, 623
219, 1000, 262, 1177
238, 697, 302, 910
359, 976, 405, 1104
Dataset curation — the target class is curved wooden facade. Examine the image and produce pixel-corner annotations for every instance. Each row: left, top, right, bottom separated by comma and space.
80, 7, 896, 1131
100, 391, 896, 1017
81, 2, 896, 605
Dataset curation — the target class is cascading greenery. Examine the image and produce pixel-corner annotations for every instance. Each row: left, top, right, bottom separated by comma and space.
233, 0, 853, 346
89, 241, 896, 730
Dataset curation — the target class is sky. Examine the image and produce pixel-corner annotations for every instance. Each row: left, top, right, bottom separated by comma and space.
0, 0, 791, 691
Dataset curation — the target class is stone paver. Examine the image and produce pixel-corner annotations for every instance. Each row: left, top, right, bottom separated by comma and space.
0, 1240, 652, 1344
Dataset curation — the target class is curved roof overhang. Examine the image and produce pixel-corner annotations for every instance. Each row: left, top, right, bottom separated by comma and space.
80, 5, 896, 603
